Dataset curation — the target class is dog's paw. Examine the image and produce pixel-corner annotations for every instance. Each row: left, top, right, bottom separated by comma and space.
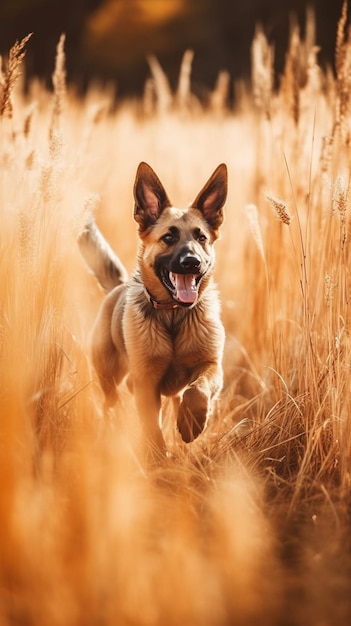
177, 387, 209, 443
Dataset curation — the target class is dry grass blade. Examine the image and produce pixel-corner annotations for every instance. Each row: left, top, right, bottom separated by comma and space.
147, 54, 173, 113
282, 22, 301, 125
50, 33, 66, 137
280, 9, 317, 125
244, 203, 266, 261
251, 25, 274, 119
334, 1, 351, 138
209, 70, 230, 114
176, 49, 194, 112
335, 0, 348, 79
0, 54, 4, 87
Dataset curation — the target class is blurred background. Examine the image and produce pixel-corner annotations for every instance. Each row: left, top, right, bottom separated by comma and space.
0, 0, 347, 99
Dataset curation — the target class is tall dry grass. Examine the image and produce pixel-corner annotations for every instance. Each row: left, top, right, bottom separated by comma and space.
1, 6, 351, 624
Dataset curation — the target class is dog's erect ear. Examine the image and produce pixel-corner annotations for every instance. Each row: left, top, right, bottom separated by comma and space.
133, 162, 171, 230
191, 164, 227, 233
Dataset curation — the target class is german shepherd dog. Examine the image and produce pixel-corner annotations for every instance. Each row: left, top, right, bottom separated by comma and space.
79, 162, 227, 455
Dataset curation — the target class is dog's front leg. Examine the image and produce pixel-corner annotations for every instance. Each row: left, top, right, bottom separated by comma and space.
177, 365, 223, 443
133, 379, 166, 459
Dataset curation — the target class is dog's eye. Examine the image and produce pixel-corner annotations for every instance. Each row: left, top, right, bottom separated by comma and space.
162, 232, 176, 244
193, 227, 207, 243
194, 229, 207, 243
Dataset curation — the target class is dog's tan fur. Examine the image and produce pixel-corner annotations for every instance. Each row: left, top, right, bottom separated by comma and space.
79, 162, 227, 454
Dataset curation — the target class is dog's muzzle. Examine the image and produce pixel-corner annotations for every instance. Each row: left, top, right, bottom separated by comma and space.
165, 251, 200, 304
156, 245, 212, 306
164, 247, 201, 304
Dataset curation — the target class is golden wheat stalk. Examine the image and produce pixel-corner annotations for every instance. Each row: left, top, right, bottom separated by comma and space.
0, 33, 32, 118
335, 0, 348, 79
23, 102, 36, 138
49, 33, 66, 136
176, 49, 194, 112
334, 1, 351, 136
209, 70, 230, 114
0, 54, 4, 87
251, 26, 274, 119
147, 54, 173, 113
244, 203, 266, 261
283, 23, 301, 125
265, 194, 292, 225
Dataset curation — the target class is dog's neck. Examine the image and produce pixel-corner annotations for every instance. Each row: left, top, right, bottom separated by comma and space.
143, 287, 182, 310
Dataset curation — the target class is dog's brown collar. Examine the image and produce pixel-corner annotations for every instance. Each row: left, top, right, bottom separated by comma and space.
144, 287, 181, 310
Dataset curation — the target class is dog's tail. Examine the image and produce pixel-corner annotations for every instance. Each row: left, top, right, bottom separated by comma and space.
78, 221, 128, 293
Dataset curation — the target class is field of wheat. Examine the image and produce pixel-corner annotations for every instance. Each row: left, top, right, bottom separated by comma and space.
1, 7, 351, 625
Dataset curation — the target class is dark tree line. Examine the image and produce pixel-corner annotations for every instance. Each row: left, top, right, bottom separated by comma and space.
0, 0, 347, 97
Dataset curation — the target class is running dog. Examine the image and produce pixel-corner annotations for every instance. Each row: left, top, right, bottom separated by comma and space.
79, 162, 227, 454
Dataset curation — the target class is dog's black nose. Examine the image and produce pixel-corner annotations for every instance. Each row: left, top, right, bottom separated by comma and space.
179, 253, 201, 271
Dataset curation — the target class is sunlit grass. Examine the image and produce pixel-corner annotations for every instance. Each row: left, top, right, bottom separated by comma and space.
1, 7, 351, 623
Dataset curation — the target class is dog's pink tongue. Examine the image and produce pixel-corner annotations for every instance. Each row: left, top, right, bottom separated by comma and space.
173, 273, 198, 303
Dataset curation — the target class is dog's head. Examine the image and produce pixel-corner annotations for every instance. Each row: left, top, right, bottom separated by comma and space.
133, 162, 227, 307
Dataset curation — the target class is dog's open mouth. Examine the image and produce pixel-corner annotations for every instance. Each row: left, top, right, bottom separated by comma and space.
162, 269, 201, 304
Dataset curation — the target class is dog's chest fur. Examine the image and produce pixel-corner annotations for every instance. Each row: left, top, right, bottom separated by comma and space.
122, 282, 224, 395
